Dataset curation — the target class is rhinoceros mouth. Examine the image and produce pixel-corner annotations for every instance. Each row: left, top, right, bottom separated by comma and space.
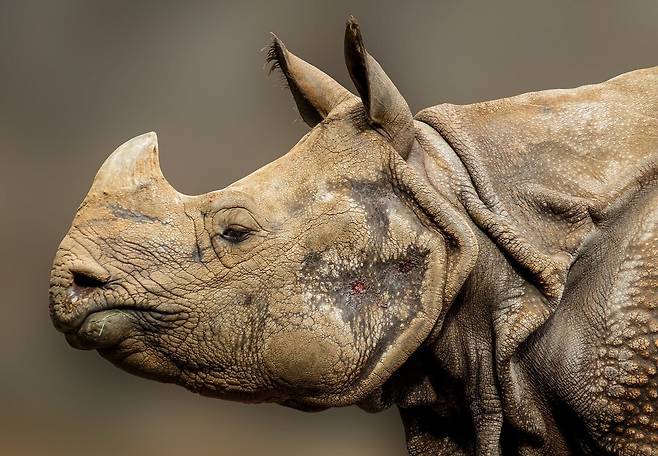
64, 308, 138, 350
63, 306, 174, 350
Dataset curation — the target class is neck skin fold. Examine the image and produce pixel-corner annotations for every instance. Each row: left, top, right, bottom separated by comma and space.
388, 121, 552, 454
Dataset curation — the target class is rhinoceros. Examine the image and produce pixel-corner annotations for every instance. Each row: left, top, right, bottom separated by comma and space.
49, 17, 658, 455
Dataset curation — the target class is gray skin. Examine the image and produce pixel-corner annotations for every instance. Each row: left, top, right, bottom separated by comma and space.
49, 17, 658, 456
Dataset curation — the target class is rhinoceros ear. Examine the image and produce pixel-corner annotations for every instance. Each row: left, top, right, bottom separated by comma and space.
267, 35, 355, 127
344, 17, 415, 159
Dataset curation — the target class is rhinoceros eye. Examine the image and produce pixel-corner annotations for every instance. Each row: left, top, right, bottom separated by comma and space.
220, 225, 252, 243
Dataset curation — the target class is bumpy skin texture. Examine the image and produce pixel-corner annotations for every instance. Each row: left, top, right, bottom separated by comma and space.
413, 68, 658, 455
49, 18, 658, 456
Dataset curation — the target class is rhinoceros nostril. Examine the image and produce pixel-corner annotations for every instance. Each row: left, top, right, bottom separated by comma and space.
72, 270, 107, 289
70, 264, 110, 290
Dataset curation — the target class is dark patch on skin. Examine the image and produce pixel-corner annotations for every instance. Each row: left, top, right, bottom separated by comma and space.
302, 251, 323, 267
398, 259, 417, 274
108, 203, 161, 224
298, 244, 429, 323
334, 178, 395, 242
296, 243, 431, 391
191, 242, 203, 263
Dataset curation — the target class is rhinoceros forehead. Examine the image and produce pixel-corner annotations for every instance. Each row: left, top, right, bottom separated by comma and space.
226, 114, 388, 199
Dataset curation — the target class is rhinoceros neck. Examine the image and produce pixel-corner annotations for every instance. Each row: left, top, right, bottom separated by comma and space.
408, 116, 564, 451
405, 68, 658, 452
409, 120, 471, 211
413, 114, 571, 306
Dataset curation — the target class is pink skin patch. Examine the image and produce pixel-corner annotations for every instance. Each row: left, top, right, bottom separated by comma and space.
351, 280, 367, 294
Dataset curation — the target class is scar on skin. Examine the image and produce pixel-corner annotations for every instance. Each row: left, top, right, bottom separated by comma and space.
351, 280, 367, 294
108, 204, 161, 223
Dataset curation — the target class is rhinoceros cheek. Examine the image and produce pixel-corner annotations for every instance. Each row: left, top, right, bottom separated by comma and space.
262, 330, 346, 391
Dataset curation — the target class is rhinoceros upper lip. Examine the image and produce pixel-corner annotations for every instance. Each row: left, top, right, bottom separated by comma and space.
51, 287, 178, 334
65, 308, 139, 350
56, 303, 148, 334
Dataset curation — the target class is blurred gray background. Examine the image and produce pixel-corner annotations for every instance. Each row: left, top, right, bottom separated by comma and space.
1, 1, 656, 454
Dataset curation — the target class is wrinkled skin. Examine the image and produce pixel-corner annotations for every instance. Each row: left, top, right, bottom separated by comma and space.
50, 111, 451, 408
50, 18, 658, 456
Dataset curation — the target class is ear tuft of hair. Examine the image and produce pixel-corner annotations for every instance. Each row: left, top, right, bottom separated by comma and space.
266, 34, 286, 76
263, 32, 354, 127
265, 35, 292, 92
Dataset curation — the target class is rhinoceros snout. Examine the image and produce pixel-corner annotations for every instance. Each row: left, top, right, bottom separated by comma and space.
49, 242, 111, 334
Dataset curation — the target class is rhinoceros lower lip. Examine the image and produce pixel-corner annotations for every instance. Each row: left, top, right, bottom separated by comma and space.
65, 308, 144, 350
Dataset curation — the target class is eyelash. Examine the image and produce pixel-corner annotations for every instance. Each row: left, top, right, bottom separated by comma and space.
219, 226, 252, 243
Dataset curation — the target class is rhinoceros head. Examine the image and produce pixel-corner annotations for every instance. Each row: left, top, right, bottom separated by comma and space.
49, 18, 476, 411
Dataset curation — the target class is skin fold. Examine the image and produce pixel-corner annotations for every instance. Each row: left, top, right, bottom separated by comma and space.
49, 17, 658, 455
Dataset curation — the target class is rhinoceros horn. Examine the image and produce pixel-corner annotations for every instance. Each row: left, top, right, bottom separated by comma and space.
344, 16, 415, 158
88, 132, 169, 195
